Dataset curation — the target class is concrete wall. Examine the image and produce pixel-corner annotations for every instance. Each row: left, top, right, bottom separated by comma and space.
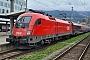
0, 43, 16, 52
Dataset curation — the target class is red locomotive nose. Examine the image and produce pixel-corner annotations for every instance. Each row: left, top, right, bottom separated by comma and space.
13, 28, 29, 36
12, 15, 33, 36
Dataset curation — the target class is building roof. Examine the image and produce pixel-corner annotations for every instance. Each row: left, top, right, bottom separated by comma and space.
0, 10, 25, 19
0, 18, 10, 22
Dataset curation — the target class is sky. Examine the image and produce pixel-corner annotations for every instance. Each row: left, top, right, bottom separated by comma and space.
27, 0, 90, 11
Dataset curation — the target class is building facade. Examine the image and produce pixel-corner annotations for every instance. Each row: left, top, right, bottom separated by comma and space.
0, 0, 26, 13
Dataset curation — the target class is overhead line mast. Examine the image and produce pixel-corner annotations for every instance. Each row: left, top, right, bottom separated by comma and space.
71, 7, 74, 22
10, 0, 14, 34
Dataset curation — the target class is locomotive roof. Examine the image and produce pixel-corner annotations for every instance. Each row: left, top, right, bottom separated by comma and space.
20, 13, 71, 24
20, 13, 49, 20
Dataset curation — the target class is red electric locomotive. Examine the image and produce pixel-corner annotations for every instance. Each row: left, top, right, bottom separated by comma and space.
6, 12, 90, 49
6, 12, 73, 49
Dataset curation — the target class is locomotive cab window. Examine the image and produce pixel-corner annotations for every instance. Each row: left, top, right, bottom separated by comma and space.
15, 16, 32, 28
34, 18, 41, 26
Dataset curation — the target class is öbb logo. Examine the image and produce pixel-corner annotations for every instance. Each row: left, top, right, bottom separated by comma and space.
16, 32, 22, 35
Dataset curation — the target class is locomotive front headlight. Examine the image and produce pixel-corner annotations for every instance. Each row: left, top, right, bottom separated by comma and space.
27, 30, 31, 35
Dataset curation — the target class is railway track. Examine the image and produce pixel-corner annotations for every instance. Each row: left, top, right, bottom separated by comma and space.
0, 34, 89, 60
53, 35, 90, 60
0, 39, 60, 60
81, 41, 90, 60
0, 49, 30, 60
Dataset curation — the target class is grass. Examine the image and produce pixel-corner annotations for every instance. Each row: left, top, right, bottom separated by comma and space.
64, 32, 90, 43
17, 43, 68, 60
17, 32, 90, 60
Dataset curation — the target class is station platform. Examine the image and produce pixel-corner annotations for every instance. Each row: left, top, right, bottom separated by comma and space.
0, 42, 9, 45
0, 31, 10, 36
0, 32, 11, 51
0, 42, 15, 52
0, 31, 10, 44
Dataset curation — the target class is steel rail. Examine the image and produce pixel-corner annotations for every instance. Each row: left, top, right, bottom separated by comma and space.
79, 41, 90, 60
53, 35, 90, 60
0, 49, 26, 60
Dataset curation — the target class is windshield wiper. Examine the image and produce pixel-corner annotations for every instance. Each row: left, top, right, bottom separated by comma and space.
21, 23, 25, 28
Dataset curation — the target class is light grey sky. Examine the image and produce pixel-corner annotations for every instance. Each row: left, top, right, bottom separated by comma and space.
27, 0, 90, 11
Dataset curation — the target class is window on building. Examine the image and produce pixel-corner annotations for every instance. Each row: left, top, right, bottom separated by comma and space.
23, 8, 25, 10
16, 0, 18, 4
1, 1, 3, 6
6, 3, 7, 7
22, 2, 23, 6
15, 6, 17, 10
18, 6, 20, 10
22, 2, 25, 6
20, 5, 22, 10
0, 9, 1, 13
4, 3, 7, 7
0, 1, 1, 6
6, 10, 8, 13
2, 9, 4, 13
8, 4, 10, 8
24, 3, 26, 6
19, 1, 21, 5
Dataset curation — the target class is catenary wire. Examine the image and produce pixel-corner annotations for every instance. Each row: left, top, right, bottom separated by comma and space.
33, 0, 55, 10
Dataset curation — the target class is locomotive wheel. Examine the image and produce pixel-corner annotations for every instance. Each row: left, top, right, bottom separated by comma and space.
40, 40, 45, 45
48, 39, 52, 44
66, 35, 70, 39
54, 37, 58, 41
